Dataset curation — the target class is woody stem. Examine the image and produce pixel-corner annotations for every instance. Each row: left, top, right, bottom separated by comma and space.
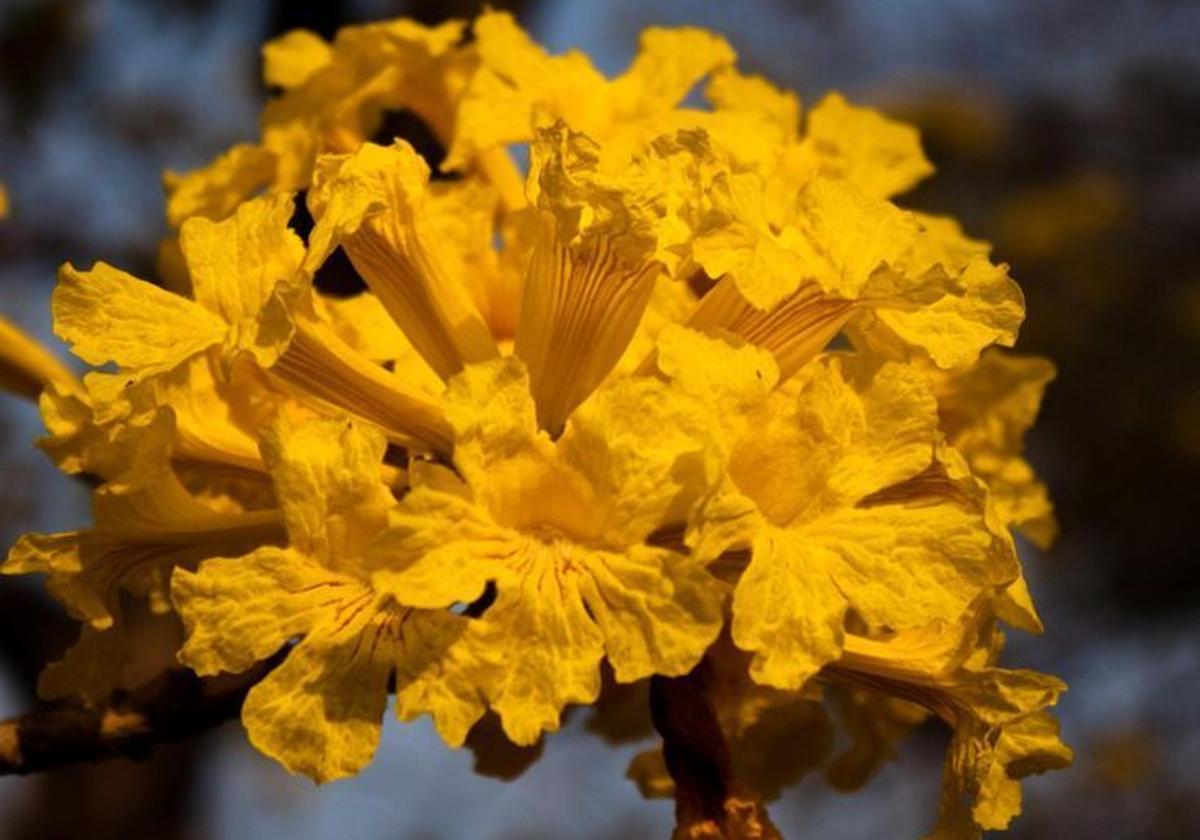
650, 661, 782, 839
0, 656, 280, 775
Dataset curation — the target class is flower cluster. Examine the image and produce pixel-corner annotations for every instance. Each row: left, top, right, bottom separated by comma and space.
3, 13, 1069, 837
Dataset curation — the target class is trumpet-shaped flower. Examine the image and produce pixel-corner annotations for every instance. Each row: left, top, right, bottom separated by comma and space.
830, 620, 1071, 839
366, 355, 729, 745
172, 415, 480, 782
4, 408, 284, 700
53, 192, 452, 455
682, 330, 1015, 690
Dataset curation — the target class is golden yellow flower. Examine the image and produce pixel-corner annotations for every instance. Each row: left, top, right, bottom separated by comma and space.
829, 619, 1071, 839
172, 415, 479, 782
5, 408, 284, 701
365, 354, 729, 745
0, 14, 1069, 836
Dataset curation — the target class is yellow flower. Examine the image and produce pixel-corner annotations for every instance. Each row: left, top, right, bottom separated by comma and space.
164, 19, 473, 227
53, 192, 452, 455
4, 14, 1070, 834
366, 354, 728, 745
680, 329, 1016, 690
705, 72, 933, 211
445, 12, 736, 174
849, 213, 1025, 369
665, 166, 1022, 379
932, 349, 1058, 546
4, 408, 284, 701
172, 415, 481, 782
305, 140, 501, 380
829, 621, 1071, 839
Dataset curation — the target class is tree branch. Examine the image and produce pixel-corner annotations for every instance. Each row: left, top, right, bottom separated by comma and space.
0, 660, 276, 775
651, 663, 782, 840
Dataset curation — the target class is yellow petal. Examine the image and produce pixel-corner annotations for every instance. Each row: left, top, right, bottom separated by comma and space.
802, 93, 933, 199
391, 609, 486, 748
727, 357, 938, 525
655, 323, 780, 423
934, 350, 1057, 544
258, 415, 393, 565
732, 525, 847, 690
458, 552, 606, 745
262, 29, 332, 89
905, 212, 992, 275
873, 258, 1025, 368
163, 143, 276, 228
368, 482, 515, 610
576, 543, 723, 682
180, 192, 305, 329
705, 68, 801, 139
242, 621, 389, 783
173, 546, 357, 675
561, 370, 731, 545
444, 11, 605, 168
796, 503, 999, 633
53, 262, 226, 381
37, 381, 104, 476
609, 27, 735, 116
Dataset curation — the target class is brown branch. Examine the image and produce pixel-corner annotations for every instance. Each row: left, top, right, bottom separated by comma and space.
651, 663, 782, 840
0, 660, 276, 775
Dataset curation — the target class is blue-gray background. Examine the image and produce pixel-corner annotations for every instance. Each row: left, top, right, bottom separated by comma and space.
0, 1, 1198, 837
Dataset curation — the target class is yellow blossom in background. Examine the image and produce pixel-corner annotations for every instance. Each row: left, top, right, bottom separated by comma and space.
0, 13, 1070, 839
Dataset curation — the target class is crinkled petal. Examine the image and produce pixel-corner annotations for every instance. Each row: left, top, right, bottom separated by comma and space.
461, 558, 605, 745
445, 11, 605, 168
610, 27, 735, 115
180, 192, 305, 330
258, 415, 393, 563
368, 483, 517, 609
803, 93, 933, 199
732, 525, 847, 690
241, 612, 390, 783
172, 546, 350, 675
578, 544, 723, 682
875, 258, 1025, 368
164, 143, 277, 229
53, 262, 226, 380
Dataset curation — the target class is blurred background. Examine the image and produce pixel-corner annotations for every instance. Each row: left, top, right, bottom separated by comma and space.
0, 0, 1197, 837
